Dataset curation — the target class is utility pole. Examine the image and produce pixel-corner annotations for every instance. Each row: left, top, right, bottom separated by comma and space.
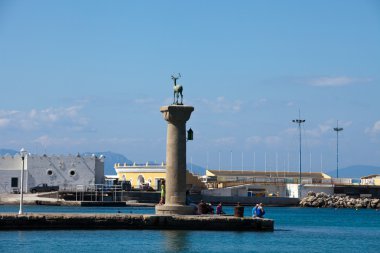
333, 121, 343, 178
292, 112, 305, 198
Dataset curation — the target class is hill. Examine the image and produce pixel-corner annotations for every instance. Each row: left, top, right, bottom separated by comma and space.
327, 165, 380, 178
82, 151, 132, 175
187, 163, 206, 176
0, 149, 18, 156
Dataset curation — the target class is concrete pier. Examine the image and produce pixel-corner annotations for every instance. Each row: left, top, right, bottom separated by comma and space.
0, 213, 274, 231
156, 105, 195, 215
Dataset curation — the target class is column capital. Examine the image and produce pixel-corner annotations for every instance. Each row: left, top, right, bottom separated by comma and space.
160, 105, 194, 124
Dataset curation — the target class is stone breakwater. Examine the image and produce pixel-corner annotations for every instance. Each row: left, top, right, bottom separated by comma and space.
300, 192, 380, 209
0, 213, 274, 231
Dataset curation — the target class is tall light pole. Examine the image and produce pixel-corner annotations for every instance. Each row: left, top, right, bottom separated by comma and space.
19, 148, 27, 215
292, 114, 305, 198
333, 121, 343, 178
230, 150, 233, 172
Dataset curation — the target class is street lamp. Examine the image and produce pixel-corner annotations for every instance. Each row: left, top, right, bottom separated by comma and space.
19, 148, 27, 215
292, 114, 305, 198
333, 121, 343, 179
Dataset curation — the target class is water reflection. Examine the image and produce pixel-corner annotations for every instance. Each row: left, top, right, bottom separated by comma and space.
161, 230, 189, 252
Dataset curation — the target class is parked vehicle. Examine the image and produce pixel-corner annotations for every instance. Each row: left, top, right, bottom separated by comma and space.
30, 184, 59, 193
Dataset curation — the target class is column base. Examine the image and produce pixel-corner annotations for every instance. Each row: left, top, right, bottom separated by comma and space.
155, 204, 196, 215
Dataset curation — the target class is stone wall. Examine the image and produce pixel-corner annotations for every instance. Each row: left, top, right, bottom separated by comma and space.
0, 213, 274, 231
299, 191, 380, 209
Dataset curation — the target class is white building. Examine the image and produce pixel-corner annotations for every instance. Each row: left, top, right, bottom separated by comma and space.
0, 153, 104, 193
202, 170, 334, 198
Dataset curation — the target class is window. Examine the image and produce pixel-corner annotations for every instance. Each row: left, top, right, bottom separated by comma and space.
69, 170, 76, 176
47, 169, 53, 176
11, 177, 18, 187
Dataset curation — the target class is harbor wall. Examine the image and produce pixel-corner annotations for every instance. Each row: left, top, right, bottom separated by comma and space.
0, 213, 273, 231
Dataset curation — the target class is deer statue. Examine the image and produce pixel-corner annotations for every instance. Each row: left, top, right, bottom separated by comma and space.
171, 73, 183, 105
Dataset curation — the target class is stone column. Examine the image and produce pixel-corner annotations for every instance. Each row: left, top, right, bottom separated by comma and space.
155, 105, 195, 215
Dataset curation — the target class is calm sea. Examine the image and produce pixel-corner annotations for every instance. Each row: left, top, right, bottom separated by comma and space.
0, 205, 379, 253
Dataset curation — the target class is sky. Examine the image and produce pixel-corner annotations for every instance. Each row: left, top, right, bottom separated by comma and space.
1, 0, 380, 173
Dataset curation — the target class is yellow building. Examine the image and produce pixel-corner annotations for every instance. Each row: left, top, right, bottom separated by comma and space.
114, 162, 205, 191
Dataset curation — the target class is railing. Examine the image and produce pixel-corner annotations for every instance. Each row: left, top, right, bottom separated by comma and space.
59, 184, 124, 202
215, 177, 364, 186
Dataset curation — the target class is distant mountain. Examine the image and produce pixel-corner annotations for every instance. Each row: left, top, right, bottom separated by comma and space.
187, 163, 206, 176
326, 165, 380, 179
0, 149, 18, 156
83, 151, 132, 175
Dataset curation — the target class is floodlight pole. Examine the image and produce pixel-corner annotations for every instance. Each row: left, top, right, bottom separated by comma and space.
333, 121, 343, 179
19, 148, 27, 215
292, 113, 305, 198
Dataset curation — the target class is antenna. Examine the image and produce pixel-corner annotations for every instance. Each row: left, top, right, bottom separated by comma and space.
241, 152, 244, 173
309, 152, 312, 174
218, 151, 221, 171
264, 152, 267, 174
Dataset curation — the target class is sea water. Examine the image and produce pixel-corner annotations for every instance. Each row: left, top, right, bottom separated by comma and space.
0, 205, 379, 253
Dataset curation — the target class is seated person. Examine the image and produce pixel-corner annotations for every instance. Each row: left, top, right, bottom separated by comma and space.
256, 203, 265, 218
216, 202, 225, 215
198, 200, 209, 214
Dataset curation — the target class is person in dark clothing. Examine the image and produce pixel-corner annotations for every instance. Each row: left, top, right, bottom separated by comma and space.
198, 200, 208, 214
216, 202, 225, 215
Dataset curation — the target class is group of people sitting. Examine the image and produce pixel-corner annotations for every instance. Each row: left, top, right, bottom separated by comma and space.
197, 201, 265, 218
252, 203, 265, 218
160, 186, 265, 218
197, 200, 225, 215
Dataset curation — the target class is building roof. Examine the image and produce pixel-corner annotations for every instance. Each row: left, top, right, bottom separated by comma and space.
114, 163, 166, 173
361, 174, 380, 179
206, 170, 331, 179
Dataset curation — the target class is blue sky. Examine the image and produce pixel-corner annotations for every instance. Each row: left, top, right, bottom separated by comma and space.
1, 0, 380, 173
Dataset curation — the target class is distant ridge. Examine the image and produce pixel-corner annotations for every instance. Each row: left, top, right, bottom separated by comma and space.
187, 163, 206, 176
0, 149, 18, 156
82, 151, 132, 175
327, 165, 380, 179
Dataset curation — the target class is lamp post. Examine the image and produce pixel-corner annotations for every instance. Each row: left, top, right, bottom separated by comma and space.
19, 148, 27, 215
292, 114, 305, 198
333, 121, 343, 179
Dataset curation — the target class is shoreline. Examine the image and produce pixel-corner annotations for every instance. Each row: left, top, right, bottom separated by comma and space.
300, 192, 380, 209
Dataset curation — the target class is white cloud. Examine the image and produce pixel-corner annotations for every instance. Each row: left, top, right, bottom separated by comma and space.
199, 97, 243, 113
309, 76, 372, 87
0, 118, 10, 127
213, 137, 236, 146
0, 105, 89, 132
365, 120, 380, 136
33, 135, 86, 147
246, 136, 262, 145
286, 101, 294, 107
264, 136, 282, 146
245, 135, 282, 147
252, 98, 268, 108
